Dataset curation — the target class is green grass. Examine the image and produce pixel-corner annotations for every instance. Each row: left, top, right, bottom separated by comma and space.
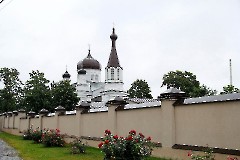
0, 132, 167, 160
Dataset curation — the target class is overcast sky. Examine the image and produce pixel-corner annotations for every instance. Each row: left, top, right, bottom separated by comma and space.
0, 0, 239, 98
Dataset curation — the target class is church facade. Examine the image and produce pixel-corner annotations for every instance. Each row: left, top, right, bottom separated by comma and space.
63, 28, 128, 102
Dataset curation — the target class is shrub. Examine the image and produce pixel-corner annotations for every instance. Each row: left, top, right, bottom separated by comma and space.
188, 146, 215, 160
23, 125, 33, 140
99, 129, 153, 160
31, 127, 42, 143
42, 129, 65, 147
70, 138, 87, 154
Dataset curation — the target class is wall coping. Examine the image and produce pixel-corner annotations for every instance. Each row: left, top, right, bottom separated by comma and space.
172, 144, 240, 156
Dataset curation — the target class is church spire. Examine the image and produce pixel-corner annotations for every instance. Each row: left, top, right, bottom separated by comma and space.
87, 47, 93, 59
107, 28, 121, 68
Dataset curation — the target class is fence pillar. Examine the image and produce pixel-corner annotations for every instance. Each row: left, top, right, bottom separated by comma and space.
39, 109, 49, 130
12, 110, 18, 129
27, 111, 36, 129
0, 114, 3, 130
18, 109, 26, 132
3, 113, 7, 128
159, 88, 186, 148
54, 106, 66, 129
7, 112, 13, 128
76, 102, 90, 137
106, 97, 128, 135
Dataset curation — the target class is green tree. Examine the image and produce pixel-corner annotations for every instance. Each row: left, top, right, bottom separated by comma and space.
24, 70, 52, 112
128, 79, 153, 99
199, 84, 217, 96
0, 67, 23, 112
162, 70, 216, 97
51, 80, 79, 111
220, 85, 239, 94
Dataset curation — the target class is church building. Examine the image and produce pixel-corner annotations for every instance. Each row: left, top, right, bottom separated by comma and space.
62, 28, 128, 102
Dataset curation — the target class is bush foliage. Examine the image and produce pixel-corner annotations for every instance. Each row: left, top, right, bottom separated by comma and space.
42, 128, 65, 147
99, 129, 153, 160
70, 138, 87, 154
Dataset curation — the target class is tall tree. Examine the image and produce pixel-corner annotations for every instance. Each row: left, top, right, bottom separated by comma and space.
220, 85, 239, 94
162, 70, 216, 97
128, 79, 153, 99
0, 68, 23, 112
24, 70, 52, 112
51, 80, 79, 111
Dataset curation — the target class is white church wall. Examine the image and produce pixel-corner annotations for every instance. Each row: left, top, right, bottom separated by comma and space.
77, 74, 87, 84
104, 83, 124, 91
91, 82, 104, 91
92, 87, 104, 98
76, 83, 91, 101
84, 69, 101, 83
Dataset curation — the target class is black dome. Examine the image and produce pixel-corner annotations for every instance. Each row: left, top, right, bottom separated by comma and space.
77, 50, 101, 70
62, 71, 71, 78
110, 28, 118, 40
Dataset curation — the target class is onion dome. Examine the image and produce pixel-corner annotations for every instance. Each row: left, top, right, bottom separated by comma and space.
62, 70, 71, 79
110, 28, 118, 40
77, 49, 101, 70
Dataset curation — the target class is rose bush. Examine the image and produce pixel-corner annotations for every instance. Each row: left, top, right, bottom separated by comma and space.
41, 128, 65, 147
99, 129, 153, 160
31, 127, 42, 143
70, 138, 87, 154
23, 128, 33, 140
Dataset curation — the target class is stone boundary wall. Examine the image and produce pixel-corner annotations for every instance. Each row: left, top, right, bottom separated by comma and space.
1, 94, 240, 159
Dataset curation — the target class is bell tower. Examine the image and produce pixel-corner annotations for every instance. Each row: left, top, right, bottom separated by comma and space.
102, 28, 126, 102
105, 28, 123, 84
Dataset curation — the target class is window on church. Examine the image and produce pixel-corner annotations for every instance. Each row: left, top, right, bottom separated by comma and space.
111, 68, 114, 80
117, 69, 120, 80
95, 75, 98, 81
91, 75, 94, 81
106, 70, 109, 80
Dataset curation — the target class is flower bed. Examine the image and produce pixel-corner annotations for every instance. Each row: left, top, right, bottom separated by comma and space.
99, 129, 153, 160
